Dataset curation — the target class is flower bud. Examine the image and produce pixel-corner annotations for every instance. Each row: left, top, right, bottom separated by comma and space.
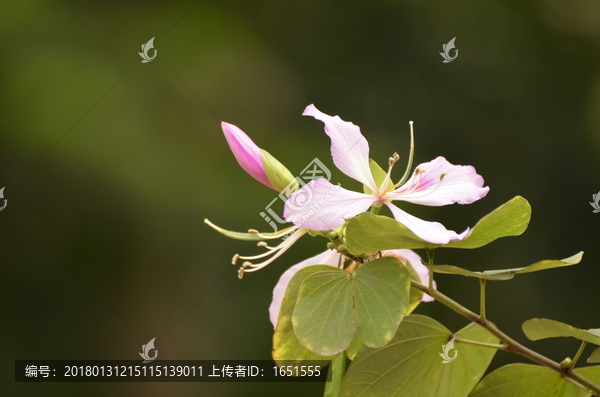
221, 121, 296, 192
560, 357, 572, 369
261, 149, 298, 193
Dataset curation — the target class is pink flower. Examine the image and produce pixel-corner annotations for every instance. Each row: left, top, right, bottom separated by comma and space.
283, 104, 490, 245
269, 249, 432, 329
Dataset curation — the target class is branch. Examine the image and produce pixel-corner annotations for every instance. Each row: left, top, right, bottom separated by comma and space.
410, 280, 600, 396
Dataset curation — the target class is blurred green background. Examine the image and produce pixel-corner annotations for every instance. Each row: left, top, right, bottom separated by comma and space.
2, 0, 600, 395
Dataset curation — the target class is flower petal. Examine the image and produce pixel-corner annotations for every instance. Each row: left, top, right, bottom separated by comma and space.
269, 249, 341, 328
284, 178, 377, 230
385, 249, 436, 302
385, 202, 470, 245
221, 121, 275, 190
303, 104, 377, 191
389, 156, 489, 206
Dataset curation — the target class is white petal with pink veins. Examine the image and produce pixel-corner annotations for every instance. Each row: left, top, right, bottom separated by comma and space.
389, 156, 489, 206
386, 202, 470, 245
303, 104, 377, 191
284, 178, 377, 230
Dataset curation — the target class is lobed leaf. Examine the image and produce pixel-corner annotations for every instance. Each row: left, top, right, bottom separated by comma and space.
340, 314, 500, 397
445, 196, 531, 249
293, 269, 354, 356
430, 252, 583, 281
522, 318, 600, 345
272, 265, 337, 366
588, 347, 600, 364
293, 257, 411, 356
468, 364, 598, 397
345, 332, 363, 361
346, 196, 531, 255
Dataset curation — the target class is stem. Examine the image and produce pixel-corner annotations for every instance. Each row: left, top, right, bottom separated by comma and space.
324, 353, 346, 397
569, 341, 588, 371
479, 278, 487, 322
453, 337, 506, 350
410, 280, 600, 396
426, 249, 435, 291
370, 203, 382, 215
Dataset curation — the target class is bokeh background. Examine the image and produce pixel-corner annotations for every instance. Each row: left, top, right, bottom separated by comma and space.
2, 0, 600, 395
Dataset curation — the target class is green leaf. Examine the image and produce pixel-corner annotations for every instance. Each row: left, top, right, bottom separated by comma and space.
272, 265, 337, 366
293, 257, 411, 356
522, 318, 600, 345
324, 353, 346, 397
346, 212, 435, 254
364, 159, 392, 194
345, 196, 531, 255
446, 196, 531, 249
468, 364, 593, 397
293, 268, 354, 356
404, 254, 427, 313
340, 314, 500, 397
430, 252, 583, 281
345, 332, 363, 361
352, 258, 411, 348
578, 366, 600, 387
204, 218, 296, 241
588, 347, 600, 363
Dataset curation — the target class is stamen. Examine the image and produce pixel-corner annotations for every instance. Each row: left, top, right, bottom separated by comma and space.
240, 229, 308, 274
379, 152, 400, 192
402, 168, 425, 195
237, 250, 279, 261
238, 236, 295, 261
403, 173, 446, 199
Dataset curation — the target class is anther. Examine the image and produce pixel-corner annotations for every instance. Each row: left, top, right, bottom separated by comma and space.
439, 173, 447, 181
257, 241, 268, 247
248, 229, 259, 234
232, 254, 240, 265
237, 267, 245, 279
